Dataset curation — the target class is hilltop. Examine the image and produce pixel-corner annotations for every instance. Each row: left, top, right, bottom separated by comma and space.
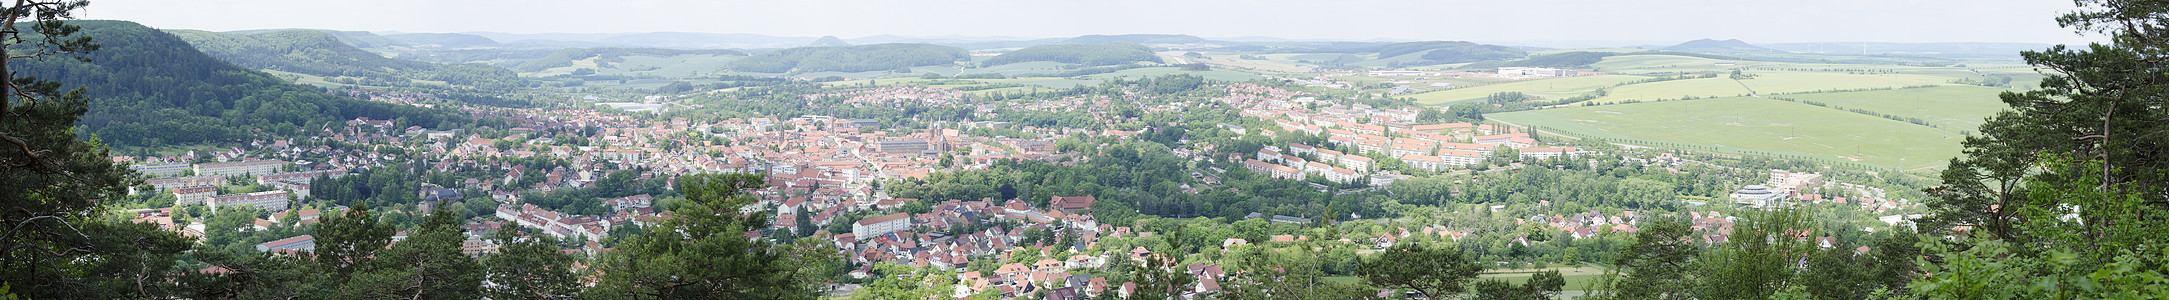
1664, 38, 1785, 53
1063, 34, 1207, 44
808, 36, 851, 47
514, 47, 747, 72
727, 43, 968, 73
167, 29, 524, 90
383, 32, 500, 48
983, 43, 1162, 66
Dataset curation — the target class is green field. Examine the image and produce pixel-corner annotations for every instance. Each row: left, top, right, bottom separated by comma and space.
1407, 75, 1645, 105
1737, 71, 1959, 94
1781, 85, 2012, 131
1492, 97, 1965, 169
1588, 76, 1754, 103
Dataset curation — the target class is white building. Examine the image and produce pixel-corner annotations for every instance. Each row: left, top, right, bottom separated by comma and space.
1518, 147, 1592, 160
853, 212, 913, 238
1730, 185, 1789, 208
210, 190, 291, 212
194, 160, 287, 178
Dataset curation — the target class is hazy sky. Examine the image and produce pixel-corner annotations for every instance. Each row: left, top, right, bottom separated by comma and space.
87, 0, 2099, 44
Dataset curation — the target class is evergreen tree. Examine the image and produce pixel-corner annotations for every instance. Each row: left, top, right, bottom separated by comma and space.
340, 210, 483, 299
1590, 220, 1697, 300
587, 173, 838, 299
0, 1, 193, 297
1359, 242, 1483, 298
482, 227, 581, 299
1914, 0, 2169, 297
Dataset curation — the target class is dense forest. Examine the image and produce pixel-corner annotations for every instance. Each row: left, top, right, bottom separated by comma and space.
727, 43, 967, 73
14, 21, 465, 148
167, 29, 525, 90
982, 43, 1162, 66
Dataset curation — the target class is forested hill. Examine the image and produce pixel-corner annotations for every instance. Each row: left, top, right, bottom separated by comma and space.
982, 43, 1161, 66
512, 47, 747, 72
1368, 41, 1526, 63
726, 43, 967, 73
15, 20, 464, 148
167, 29, 524, 90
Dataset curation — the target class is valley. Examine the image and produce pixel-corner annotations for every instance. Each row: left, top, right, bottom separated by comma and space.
6, 1, 2135, 299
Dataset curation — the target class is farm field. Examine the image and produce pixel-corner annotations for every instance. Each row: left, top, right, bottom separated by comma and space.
1779, 85, 2012, 131
1586, 76, 1753, 103
1407, 75, 1646, 105
1491, 97, 1965, 170
1736, 70, 1958, 94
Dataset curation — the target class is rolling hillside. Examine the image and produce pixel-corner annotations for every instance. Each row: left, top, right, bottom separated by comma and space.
727, 43, 967, 73
514, 47, 746, 72
983, 43, 1161, 66
19, 20, 464, 148
168, 29, 524, 90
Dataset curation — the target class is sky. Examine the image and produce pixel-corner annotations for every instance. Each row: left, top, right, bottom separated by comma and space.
86, 0, 2100, 45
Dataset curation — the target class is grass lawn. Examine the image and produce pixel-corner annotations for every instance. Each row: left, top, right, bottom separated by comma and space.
1408, 75, 1646, 105
1781, 85, 2011, 132
1478, 273, 1604, 291
1491, 97, 1965, 170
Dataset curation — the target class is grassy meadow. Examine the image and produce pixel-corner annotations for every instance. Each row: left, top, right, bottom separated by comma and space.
1491, 97, 1966, 170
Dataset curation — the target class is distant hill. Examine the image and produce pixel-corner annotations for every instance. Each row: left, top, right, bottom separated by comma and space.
20, 20, 464, 148
318, 30, 408, 49
1461, 51, 1741, 69
1664, 39, 1785, 53
512, 47, 747, 72
1758, 42, 2051, 58
1063, 34, 1205, 44
983, 43, 1162, 67
727, 43, 967, 73
167, 29, 524, 90
385, 33, 500, 48
808, 36, 851, 47
1370, 41, 1527, 64
597, 32, 816, 49
224, 28, 409, 49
